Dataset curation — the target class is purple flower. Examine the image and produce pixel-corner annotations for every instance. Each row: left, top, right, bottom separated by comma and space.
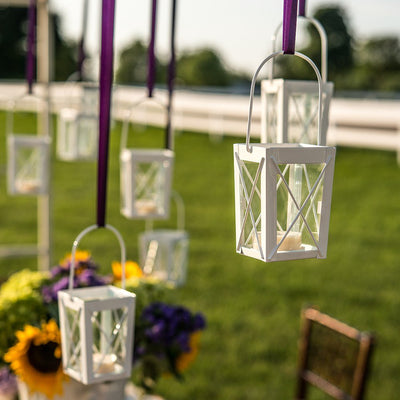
0, 367, 17, 397
136, 302, 206, 368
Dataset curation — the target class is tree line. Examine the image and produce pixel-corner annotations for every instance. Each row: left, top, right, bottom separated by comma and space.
0, 5, 399, 93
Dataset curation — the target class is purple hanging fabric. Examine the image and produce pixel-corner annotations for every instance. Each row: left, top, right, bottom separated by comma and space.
97, 0, 116, 227
26, 0, 36, 94
77, 0, 89, 81
165, 0, 177, 150
282, 0, 298, 54
298, 0, 306, 17
167, 0, 177, 97
147, 0, 158, 98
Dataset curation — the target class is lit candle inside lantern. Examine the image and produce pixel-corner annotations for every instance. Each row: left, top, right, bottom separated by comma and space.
15, 179, 40, 193
135, 199, 158, 215
277, 231, 302, 251
93, 353, 119, 374
251, 231, 302, 251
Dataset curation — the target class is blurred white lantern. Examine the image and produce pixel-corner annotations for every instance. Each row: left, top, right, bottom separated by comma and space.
5, 95, 51, 196
7, 134, 50, 196
261, 17, 334, 146
120, 98, 174, 220
57, 108, 98, 161
58, 224, 136, 385
234, 51, 336, 262
139, 191, 189, 287
57, 83, 99, 161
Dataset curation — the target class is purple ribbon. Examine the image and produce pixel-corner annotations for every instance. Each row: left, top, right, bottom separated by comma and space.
282, 0, 298, 54
167, 0, 177, 97
97, 0, 116, 227
165, 0, 177, 150
77, 0, 89, 81
26, 0, 36, 94
298, 0, 306, 17
147, 0, 158, 98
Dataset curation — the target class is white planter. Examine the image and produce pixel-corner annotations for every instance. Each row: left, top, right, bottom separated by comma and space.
17, 378, 127, 400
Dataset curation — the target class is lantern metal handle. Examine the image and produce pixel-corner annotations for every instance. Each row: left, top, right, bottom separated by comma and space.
269, 16, 328, 82
120, 95, 168, 152
246, 51, 323, 153
68, 224, 127, 290
145, 190, 185, 231
5, 92, 47, 138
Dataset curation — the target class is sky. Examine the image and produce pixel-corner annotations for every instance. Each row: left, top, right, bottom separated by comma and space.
50, 0, 400, 75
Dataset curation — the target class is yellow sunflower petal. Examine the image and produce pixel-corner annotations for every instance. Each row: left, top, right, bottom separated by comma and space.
5, 320, 66, 399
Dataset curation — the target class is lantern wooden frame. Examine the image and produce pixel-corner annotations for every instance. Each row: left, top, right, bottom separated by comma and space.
261, 17, 334, 146
139, 191, 189, 287
120, 97, 174, 220
57, 83, 99, 161
58, 224, 136, 385
234, 51, 336, 262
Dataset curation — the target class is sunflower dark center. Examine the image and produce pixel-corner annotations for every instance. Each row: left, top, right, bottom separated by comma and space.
27, 341, 61, 373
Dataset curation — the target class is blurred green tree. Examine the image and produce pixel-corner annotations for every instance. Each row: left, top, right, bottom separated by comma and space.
116, 42, 232, 87
0, 6, 77, 82
176, 48, 232, 87
115, 39, 166, 85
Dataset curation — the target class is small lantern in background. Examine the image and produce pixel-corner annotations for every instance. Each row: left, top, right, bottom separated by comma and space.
58, 225, 136, 385
5, 94, 51, 196
120, 149, 174, 219
139, 191, 189, 287
57, 83, 99, 161
234, 51, 336, 262
120, 98, 174, 220
57, 108, 98, 161
7, 134, 50, 196
260, 17, 334, 146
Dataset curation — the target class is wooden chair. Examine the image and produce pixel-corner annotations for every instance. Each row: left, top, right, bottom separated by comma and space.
296, 308, 375, 400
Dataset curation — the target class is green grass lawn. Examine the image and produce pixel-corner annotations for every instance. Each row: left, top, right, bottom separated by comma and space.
0, 111, 399, 400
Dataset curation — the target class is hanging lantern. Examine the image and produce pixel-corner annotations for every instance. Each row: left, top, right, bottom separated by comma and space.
234, 51, 336, 262
58, 224, 136, 385
6, 95, 50, 196
260, 17, 334, 146
139, 191, 188, 287
7, 134, 50, 196
120, 99, 174, 220
57, 83, 99, 161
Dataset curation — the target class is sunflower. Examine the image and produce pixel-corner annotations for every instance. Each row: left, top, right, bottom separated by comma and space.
112, 260, 143, 281
4, 320, 66, 399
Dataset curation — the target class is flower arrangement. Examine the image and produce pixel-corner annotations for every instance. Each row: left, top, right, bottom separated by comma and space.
0, 252, 206, 400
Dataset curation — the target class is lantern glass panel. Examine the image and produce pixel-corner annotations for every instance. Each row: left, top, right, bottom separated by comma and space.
134, 160, 169, 216
77, 115, 98, 158
172, 239, 189, 284
64, 307, 82, 374
90, 307, 128, 378
265, 91, 278, 144
288, 92, 319, 144
276, 162, 325, 253
236, 159, 263, 253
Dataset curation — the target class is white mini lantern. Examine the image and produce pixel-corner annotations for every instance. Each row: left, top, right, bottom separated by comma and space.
58, 224, 136, 385
139, 191, 189, 287
7, 134, 50, 196
57, 83, 99, 161
234, 51, 336, 262
120, 98, 174, 220
261, 17, 334, 146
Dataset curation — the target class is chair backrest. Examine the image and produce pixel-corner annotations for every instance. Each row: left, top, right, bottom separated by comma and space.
296, 308, 375, 400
